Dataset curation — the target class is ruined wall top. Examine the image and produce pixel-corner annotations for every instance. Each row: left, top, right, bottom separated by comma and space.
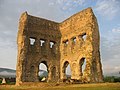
18, 7, 98, 42
19, 7, 95, 31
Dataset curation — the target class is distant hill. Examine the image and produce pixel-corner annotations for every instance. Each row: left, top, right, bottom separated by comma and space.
0, 68, 48, 78
0, 68, 16, 73
104, 72, 120, 77
0, 68, 16, 78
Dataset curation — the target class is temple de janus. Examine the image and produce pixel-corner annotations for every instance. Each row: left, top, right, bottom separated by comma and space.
16, 7, 103, 85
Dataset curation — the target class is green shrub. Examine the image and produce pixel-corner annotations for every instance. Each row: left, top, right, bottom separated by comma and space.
0, 79, 2, 84
114, 77, 120, 82
104, 76, 120, 82
6, 79, 11, 84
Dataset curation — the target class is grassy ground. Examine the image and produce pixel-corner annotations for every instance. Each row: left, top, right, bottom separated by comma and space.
0, 83, 120, 90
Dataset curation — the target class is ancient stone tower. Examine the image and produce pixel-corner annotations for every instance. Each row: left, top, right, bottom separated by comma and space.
16, 7, 103, 85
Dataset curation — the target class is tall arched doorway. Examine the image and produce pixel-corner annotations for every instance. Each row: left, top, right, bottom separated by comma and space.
38, 61, 48, 82
62, 61, 71, 81
79, 58, 86, 77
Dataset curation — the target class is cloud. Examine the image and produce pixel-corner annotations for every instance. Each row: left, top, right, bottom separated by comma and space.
56, 0, 86, 11
101, 34, 120, 61
103, 64, 120, 75
0, 0, 65, 69
101, 28, 120, 74
112, 27, 120, 33
0, 0, 67, 48
95, 0, 120, 19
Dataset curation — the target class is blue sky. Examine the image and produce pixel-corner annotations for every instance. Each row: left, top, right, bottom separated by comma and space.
0, 0, 120, 75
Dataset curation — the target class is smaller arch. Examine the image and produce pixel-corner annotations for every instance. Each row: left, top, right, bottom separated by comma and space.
62, 61, 72, 82
63, 40, 69, 46
78, 33, 87, 41
63, 40, 68, 47
63, 40, 68, 55
71, 37, 76, 43
64, 61, 69, 68
38, 61, 48, 82
81, 33, 87, 41
79, 58, 86, 76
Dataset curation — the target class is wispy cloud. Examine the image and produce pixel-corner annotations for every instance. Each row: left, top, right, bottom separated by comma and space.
55, 0, 86, 11
103, 64, 120, 75
101, 28, 120, 74
95, 0, 120, 19
0, 0, 63, 69
112, 27, 120, 33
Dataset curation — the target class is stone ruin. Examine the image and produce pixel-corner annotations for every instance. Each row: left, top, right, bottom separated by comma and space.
16, 7, 103, 85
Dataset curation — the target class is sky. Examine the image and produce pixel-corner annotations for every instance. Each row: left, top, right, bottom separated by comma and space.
0, 0, 120, 76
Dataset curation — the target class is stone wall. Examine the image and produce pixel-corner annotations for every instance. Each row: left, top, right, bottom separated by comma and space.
16, 7, 103, 85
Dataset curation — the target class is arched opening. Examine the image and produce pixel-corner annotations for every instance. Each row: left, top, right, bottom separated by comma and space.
82, 33, 87, 41
78, 33, 87, 47
63, 40, 69, 46
38, 61, 48, 82
63, 40, 69, 55
66, 64, 71, 78
72, 37, 76, 44
50, 41, 55, 48
63, 61, 71, 81
79, 58, 86, 76
29, 38, 35, 45
40, 39, 45, 46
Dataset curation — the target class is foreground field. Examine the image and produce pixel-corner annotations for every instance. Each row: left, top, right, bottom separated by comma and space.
0, 83, 120, 90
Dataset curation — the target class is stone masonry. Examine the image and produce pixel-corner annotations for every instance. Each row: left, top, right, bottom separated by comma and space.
16, 7, 103, 85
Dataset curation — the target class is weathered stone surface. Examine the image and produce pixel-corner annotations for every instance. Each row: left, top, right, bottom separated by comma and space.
16, 7, 103, 85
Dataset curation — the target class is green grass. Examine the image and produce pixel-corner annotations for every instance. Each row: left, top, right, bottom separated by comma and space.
0, 83, 120, 90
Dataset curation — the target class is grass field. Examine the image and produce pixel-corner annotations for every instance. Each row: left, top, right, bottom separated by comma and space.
0, 83, 120, 90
